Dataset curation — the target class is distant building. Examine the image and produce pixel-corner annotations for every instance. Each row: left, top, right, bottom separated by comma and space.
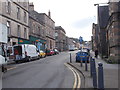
29, 3, 46, 51
55, 26, 66, 51
0, 0, 29, 46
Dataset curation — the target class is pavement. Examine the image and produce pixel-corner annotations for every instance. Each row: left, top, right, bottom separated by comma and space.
68, 50, 119, 89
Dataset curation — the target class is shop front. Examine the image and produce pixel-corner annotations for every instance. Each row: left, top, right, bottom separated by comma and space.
29, 36, 46, 51
18, 38, 31, 44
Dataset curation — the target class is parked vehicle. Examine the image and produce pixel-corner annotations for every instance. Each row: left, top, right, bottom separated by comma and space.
53, 49, 59, 55
13, 44, 39, 63
7, 46, 14, 61
0, 23, 8, 72
50, 50, 55, 55
46, 49, 54, 56
39, 50, 46, 58
69, 45, 75, 51
76, 50, 89, 63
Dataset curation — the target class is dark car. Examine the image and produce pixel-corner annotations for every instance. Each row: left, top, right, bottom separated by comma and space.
53, 49, 59, 55
76, 50, 89, 63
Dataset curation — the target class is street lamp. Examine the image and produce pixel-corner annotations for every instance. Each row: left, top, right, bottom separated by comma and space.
94, 3, 109, 6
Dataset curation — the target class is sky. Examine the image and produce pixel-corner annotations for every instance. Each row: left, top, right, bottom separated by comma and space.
29, 0, 108, 41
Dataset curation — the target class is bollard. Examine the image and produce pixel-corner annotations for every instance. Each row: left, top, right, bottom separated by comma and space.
85, 57, 88, 71
70, 53, 72, 63
80, 57, 83, 67
98, 62, 104, 90
92, 58, 97, 88
90, 57, 93, 77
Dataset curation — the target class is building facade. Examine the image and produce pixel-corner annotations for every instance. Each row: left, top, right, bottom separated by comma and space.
106, 1, 120, 63
0, 0, 29, 46
29, 3, 46, 51
39, 12, 55, 50
55, 26, 66, 51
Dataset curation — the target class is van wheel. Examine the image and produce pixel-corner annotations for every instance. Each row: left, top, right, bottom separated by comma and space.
27, 57, 31, 62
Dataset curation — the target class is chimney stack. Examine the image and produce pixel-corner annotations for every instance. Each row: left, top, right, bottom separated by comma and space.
29, 2, 34, 11
48, 10, 51, 18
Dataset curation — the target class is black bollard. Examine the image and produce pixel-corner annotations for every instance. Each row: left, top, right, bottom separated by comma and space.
92, 58, 97, 88
98, 62, 104, 90
85, 57, 88, 71
70, 53, 72, 63
90, 57, 93, 77
80, 57, 83, 67
2, 64, 4, 72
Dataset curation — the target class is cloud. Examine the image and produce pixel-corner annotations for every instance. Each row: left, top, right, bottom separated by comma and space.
72, 17, 96, 29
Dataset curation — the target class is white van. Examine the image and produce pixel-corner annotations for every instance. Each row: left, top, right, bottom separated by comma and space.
13, 44, 39, 63
0, 45, 7, 65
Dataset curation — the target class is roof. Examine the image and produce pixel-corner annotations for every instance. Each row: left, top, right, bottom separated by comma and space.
98, 6, 109, 28
29, 11, 45, 25
55, 26, 66, 34
39, 13, 55, 23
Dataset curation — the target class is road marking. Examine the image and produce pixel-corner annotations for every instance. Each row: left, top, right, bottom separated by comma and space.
7, 67, 16, 71
75, 69, 81, 88
64, 63, 81, 89
64, 63, 77, 89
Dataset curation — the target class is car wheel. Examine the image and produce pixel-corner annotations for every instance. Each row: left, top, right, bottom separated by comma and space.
15, 61, 18, 64
38, 55, 41, 59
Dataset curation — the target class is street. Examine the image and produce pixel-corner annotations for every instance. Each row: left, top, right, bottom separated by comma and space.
2, 51, 79, 88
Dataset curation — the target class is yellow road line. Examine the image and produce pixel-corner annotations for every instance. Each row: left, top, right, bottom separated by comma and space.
75, 69, 81, 88
64, 63, 81, 89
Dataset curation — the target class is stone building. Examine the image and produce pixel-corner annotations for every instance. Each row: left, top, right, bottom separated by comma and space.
29, 3, 46, 51
106, 1, 120, 63
55, 26, 66, 51
0, 0, 29, 46
39, 12, 55, 50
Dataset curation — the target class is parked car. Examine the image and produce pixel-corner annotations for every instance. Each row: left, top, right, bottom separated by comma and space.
53, 49, 59, 55
13, 44, 39, 63
50, 50, 55, 55
76, 50, 89, 63
39, 50, 46, 58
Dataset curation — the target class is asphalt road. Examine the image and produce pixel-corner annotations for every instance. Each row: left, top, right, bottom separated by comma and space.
2, 51, 78, 88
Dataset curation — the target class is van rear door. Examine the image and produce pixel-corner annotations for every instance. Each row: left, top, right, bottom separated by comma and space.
14, 46, 22, 60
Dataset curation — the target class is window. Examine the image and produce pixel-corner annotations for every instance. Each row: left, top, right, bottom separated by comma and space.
33, 24, 35, 33
55, 32, 58, 37
17, 25, 21, 37
24, 28, 27, 39
7, 21, 11, 35
24, 11, 27, 23
38, 27, 40, 35
6, 1, 11, 14
17, 7, 20, 19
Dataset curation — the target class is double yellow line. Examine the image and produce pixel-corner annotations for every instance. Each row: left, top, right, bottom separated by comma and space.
64, 63, 81, 89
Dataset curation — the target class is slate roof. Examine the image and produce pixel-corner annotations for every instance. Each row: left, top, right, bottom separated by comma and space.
29, 10, 45, 25
55, 26, 66, 34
